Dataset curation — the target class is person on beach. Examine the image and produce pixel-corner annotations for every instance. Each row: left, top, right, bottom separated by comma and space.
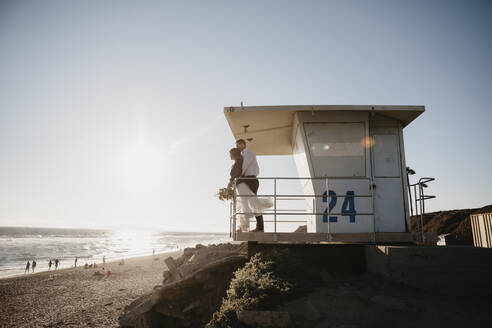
48, 259, 52, 270
74, 256, 78, 268
103, 256, 106, 264
24, 261, 30, 273
228, 146, 272, 233
32, 260, 36, 272
54, 258, 59, 270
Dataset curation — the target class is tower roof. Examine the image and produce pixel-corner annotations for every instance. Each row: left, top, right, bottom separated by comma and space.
224, 105, 424, 155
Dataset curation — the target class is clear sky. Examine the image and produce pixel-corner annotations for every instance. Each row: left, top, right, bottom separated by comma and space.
1, 0, 491, 232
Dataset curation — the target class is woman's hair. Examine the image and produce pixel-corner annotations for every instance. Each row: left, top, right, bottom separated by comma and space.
229, 147, 242, 159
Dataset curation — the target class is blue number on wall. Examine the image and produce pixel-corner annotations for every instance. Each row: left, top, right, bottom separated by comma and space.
322, 190, 338, 223
322, 190, 357, 223
341, 191, 356, 223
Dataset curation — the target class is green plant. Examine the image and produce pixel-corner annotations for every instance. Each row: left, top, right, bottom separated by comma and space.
210, 249, 319, 327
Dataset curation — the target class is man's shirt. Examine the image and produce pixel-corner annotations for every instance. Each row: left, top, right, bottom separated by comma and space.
241, 148, 260, 176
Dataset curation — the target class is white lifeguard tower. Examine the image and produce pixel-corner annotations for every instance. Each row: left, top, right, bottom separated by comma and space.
225, 105, 428, 243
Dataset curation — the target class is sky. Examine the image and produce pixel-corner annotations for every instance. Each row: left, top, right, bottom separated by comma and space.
0, 0, 491, 232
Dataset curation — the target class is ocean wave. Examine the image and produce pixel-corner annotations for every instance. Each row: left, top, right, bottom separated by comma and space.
0, 227, 229, 278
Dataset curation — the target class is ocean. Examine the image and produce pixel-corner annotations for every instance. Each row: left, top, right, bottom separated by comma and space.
0, 226, 229, 278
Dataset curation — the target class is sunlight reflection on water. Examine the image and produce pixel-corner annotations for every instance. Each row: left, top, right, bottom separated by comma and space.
0, 227, 229, 278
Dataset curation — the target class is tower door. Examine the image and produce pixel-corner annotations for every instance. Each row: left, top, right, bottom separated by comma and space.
371, 129, 406, 232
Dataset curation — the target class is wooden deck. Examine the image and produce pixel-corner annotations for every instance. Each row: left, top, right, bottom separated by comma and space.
235, 232, 438, 244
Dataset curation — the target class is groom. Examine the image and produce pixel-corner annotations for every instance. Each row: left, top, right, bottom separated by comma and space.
236, 139, 264, 232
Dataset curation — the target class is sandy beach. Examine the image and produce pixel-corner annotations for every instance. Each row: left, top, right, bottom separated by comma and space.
0, 250, 182, 328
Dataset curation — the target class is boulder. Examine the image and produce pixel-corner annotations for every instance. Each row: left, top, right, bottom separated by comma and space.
164, 257, 181, 277
237, 310, 292, 327
370, 294, 408, 311
119, 243, 247, 328
294, 225, 307, 233
162, 270, 172, 280
280, 298, 320, 322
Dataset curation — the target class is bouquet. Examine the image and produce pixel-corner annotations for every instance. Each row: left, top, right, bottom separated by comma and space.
216, 187, 234, 201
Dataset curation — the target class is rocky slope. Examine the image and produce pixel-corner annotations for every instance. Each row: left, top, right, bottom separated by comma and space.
119, 243, 247, 327
120, 243, 491, 328
410, 204, 492, 244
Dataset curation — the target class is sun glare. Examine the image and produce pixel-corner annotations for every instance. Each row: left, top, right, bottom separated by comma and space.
111, 228, 154, 256
119, 140, 164, 188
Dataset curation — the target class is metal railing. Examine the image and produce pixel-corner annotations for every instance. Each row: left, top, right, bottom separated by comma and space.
408, 177, 436, 243
229, 177, 375, 240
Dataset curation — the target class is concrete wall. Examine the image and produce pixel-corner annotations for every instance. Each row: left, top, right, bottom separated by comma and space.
247, 242, 366, 273
247, 243, 492, 296
365, 245, 492, 296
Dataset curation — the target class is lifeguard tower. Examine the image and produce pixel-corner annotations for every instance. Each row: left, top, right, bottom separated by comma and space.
225, 105, 433, 244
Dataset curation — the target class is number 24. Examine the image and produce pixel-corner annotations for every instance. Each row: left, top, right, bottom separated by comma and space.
322, 190, 356, 223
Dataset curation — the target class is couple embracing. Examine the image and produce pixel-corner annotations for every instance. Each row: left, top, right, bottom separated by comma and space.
228, 139, 273, 233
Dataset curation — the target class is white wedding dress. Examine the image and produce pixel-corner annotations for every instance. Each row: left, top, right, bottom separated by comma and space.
235, 182, 273, 231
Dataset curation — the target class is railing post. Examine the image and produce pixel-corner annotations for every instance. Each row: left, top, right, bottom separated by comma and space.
419, 183, 425, 243
370, 178, 376, 244
413, 185, 418, 220
274, 178, 277, 233
232, 184, 237, 240
326, 178, 330, 236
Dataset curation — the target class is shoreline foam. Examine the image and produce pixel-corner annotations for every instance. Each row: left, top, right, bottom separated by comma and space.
0, 250, 179, 281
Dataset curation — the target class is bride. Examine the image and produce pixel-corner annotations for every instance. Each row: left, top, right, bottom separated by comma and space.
228, 148, 273, 232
